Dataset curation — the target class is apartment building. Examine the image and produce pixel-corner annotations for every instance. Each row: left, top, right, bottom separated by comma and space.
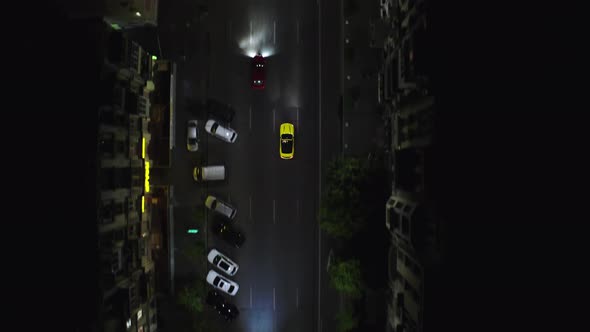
96, 22, 159, 332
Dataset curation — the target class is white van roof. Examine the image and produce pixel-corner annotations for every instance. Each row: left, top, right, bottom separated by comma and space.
201, 165, 225, 180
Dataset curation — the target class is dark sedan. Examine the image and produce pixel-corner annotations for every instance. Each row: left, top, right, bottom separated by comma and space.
206, 290, 240, 321
212, 222, 245, 248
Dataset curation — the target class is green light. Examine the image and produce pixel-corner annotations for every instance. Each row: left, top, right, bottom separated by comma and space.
187, 229, 199, 234
151, 55, 157, 60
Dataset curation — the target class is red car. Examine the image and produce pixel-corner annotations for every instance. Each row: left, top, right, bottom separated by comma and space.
251, 54, 266, 89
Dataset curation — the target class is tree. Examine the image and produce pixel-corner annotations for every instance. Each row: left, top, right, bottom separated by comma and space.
329, 259, 364, 298
320, 157, 369, 239
335, 303, 359, 332
319, 207, 362, 240
177, 281, 206, 314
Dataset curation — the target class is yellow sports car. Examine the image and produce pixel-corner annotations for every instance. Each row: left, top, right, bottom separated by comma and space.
279, 123, 295, 159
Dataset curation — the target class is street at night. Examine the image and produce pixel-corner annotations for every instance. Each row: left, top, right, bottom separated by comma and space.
20, 1, 587, 332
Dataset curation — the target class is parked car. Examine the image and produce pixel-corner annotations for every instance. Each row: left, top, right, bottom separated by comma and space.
205, 98, 235, 124
205, 195, 237, 220
207, 248, 239, 276
206, 269, 239, 296
206, 290, 239, 321
187, 120, 199, 151
205, 119, 238, 143
212, 222, 245, 248
193, 165, 226, 182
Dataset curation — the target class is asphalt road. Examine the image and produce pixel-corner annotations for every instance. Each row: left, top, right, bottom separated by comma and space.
202, 1, 320, 331
156, 0, 345, 330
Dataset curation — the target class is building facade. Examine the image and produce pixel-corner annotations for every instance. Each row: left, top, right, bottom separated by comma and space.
97, 23, 159, 332
379, 1, 441, 332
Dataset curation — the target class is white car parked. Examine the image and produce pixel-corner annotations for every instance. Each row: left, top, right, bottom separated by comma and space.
205, 195, 237, 220
207, 248, 239, 276
206, 270, 239, 296
187, 120, 199, 151
205, 119, 238, 143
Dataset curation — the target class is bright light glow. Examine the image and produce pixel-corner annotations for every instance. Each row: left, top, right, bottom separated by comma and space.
142, 196, 145, 213
144, 161, 150, 193
239, 27, 275, 58
142, 137, 146, 159
137, 309, 142, 319
188, 229, 199, 234
136, 12, 141, 17
126, 319, 131, 329
151, 55, 157, 60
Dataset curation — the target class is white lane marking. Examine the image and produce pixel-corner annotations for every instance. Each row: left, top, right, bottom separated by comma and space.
273, 108, 276, 132
317, 1, 322, 331
249, 195, 252, 220
297, 107, 300, 128
250, 21, 253, 45
273, 199, 276, 224
297, 20, 300, 44
273, 21, 276, 44
250, 286, 253, 308
249, 106, 252, 131
273, 287, 276, 311
296, 287, 299, 309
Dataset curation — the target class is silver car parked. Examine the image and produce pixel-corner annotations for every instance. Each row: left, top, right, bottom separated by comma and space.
205, 119, 237, 143
205, 195, 237, 220
187, 120, 199, 151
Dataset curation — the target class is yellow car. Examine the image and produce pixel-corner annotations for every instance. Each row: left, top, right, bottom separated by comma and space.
279, 123, 295, 159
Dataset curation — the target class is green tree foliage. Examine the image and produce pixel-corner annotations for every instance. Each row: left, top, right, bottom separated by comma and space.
177, 281, 206, 314
329, 259, 364, 298
320, 157, 368, 239
319, 207, 362, 240
335, 304, 359, 332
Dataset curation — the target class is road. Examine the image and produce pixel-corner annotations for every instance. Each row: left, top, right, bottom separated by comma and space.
155, 0, 345, 330
203, 1, 319, 331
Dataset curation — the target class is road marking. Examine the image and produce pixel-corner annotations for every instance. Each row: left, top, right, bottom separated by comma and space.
297, 107, 300, 128
317, 1, 322, 331
249, 195, 252, 220
273, 108, 276, 132
273, 21, 276, 44
250, 286, 253, 308
250, 21, 252, 45
296, 20, 300, 44
273, 199, 276, 224
249, 106, 252, 131
273, 287, 276, 311
296, 287, 299, 309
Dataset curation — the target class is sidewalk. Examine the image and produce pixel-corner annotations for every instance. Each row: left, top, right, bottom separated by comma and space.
341, 0, 386, 158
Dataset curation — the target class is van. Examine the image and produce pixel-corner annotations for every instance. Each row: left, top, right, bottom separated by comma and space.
193, 165, 225, 181
205, 195, 237, 220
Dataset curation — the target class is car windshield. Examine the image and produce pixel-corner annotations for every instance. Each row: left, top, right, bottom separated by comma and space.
228, 285, 235, 293
188, 138, 198, 144
281, 139, 293, 153
213, 255, 221, 264
213, 276, 221, 286
281, 134, 292, 140
219, 261, 231, 270
211, 123, 218, 133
